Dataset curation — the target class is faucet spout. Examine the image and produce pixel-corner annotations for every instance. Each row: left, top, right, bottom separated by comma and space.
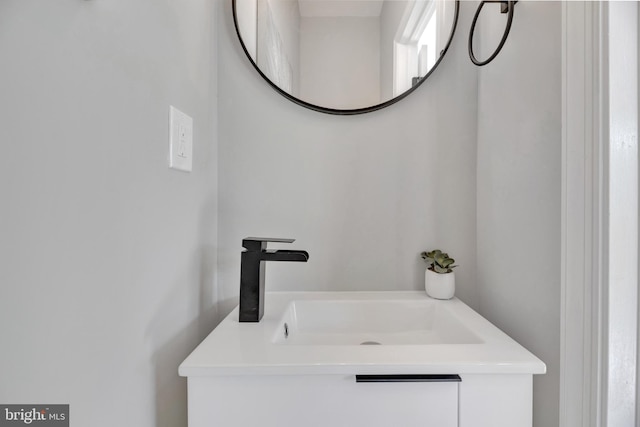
239, 238, 309, 322
261, 249, 309, 262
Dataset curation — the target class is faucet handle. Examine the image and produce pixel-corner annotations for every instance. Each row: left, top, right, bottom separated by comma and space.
242, 237, 295, 251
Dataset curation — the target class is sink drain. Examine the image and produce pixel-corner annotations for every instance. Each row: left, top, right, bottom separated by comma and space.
360, 341, 382, 346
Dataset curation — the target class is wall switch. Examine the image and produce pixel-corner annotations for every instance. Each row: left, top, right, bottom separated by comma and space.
169, 105, 193, 172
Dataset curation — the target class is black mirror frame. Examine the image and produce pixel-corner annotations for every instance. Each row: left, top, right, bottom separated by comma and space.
232, 0, 460, 115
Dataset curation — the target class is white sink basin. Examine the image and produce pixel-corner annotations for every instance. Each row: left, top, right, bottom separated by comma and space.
273, 299, 483, 345
178, 291, 546, 377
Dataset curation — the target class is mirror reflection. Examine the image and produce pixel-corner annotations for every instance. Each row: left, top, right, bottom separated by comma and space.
234, 0, 458, 112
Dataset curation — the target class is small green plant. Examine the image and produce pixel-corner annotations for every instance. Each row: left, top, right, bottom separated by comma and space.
421, 249, 457, 274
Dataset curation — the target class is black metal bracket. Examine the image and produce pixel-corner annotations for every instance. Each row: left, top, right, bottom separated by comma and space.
499, 0, 517, 13
481, 0, 517, 13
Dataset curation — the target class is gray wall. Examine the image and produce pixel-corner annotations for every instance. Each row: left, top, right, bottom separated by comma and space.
0, 1, 218, 427
476, 2, 561, 427
300, 16, 380, 109
217, 0, 479, 313
0, 1, 562, 426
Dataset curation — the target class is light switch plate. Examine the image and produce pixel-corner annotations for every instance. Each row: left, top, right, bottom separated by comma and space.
169, 105, 193, 172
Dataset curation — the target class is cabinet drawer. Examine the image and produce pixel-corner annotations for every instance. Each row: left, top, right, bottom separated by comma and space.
188, 375, 459, 427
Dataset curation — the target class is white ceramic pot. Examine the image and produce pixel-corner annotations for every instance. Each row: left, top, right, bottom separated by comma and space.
425, 268, 455, 300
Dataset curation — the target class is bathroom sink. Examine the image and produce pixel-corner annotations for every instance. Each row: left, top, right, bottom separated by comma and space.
180, 291, 546, 427
179, 291, 546, 377
273, 299, 483, 345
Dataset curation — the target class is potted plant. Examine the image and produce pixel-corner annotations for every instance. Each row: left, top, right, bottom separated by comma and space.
420, 249, 457, 299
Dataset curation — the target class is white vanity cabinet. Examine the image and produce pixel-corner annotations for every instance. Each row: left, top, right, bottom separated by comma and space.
186, 373, 533, 427
180, 292, 545, 427
187, 375, 459, 427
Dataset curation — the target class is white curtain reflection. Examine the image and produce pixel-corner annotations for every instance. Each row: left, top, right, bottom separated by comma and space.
257, 0, 293, 92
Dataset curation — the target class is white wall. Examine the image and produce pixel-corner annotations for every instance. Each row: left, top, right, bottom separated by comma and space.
0, 1, 563, 426
218, 0, 478, 313
0, 1, 218, 427
299, 16, 381, 109
475, 2, 561, 427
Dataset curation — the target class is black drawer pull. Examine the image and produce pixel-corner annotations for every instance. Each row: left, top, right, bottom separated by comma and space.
355, 374, 461, 383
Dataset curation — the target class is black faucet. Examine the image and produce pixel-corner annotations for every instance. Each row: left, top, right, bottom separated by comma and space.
239, 237, 309, 322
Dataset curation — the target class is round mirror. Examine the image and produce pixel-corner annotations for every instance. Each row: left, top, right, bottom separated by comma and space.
233, 0, 459, 115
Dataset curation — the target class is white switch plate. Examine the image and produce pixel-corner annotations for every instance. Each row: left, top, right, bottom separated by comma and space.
169, 105, 193, 172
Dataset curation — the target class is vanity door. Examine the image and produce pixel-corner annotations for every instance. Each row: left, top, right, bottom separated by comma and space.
348, 376, 459, 426
188, 374, 459, 427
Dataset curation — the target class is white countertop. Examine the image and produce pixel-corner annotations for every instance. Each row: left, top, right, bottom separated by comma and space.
179, 291, 546, 377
